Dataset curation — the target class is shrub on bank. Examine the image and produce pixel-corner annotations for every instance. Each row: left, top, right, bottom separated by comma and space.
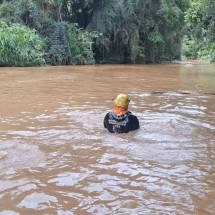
182, 35, 215, 62
0, 21, 45, 66
67, 23, 96, 65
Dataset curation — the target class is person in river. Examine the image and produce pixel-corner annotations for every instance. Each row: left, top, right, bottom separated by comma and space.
104, 94, 139, 133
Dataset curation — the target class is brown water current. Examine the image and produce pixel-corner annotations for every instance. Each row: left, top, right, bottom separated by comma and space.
0, 62, 215, 214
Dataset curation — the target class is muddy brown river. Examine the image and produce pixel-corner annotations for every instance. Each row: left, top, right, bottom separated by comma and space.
0, 62, 215, 214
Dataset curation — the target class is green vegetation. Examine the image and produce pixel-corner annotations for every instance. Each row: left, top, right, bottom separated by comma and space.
0, 21, 45, 66
88, 0, 187, 63
0, 0, 214, 66
182, 0, 215, 62
0, 0, 95, 66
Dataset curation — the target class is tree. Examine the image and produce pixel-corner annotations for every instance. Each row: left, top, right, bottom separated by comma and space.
183, 0, 215, 62
87, 0, 187, 63
0, 0, 192, 65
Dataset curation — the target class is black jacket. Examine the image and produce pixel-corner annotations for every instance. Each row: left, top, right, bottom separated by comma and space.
104, 111, 139, 133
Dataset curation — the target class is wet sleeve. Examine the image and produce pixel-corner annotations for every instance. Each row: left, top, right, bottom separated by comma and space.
132, 115, 140, 131
103, 113, 109, 128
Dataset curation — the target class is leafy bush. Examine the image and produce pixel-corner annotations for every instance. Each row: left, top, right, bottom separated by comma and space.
182, 36, 215, 62
181, 35, 199, 59
18, 0, 40, 28
0, 21, 45, 66
0, 1, 20, 23
67, 23, 96, 65
183, 0, 215, 62
198, 43, 215, 62
45, 21, 71, 65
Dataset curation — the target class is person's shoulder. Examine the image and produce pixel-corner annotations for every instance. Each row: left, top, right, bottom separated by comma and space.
104, 111, 112, 118
128, 113, 139, 121
128, 113, 139, 130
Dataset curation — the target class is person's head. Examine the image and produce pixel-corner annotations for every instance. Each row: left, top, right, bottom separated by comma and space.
114, 94, 130, 108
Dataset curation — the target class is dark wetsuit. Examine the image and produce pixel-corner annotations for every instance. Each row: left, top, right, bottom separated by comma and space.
104, 111, 139, 133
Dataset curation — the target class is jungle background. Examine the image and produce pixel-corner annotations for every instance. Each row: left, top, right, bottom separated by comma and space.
0, 0, 214, 66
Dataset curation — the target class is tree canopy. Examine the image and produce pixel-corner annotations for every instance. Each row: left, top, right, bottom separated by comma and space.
0, 0, 214, 66
182, 0, 215, 62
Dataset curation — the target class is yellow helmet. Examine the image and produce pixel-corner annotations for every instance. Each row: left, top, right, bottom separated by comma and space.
114, 94, 130, 107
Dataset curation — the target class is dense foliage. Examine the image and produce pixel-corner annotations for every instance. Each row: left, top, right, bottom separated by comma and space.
0, 0, 95, 66
0, 21, 45, 66
0, 0, 214, 66
182, 0, 215, 62
90, 0, 188, 63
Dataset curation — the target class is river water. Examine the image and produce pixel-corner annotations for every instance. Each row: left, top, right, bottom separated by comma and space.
0, 62, 215, 215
